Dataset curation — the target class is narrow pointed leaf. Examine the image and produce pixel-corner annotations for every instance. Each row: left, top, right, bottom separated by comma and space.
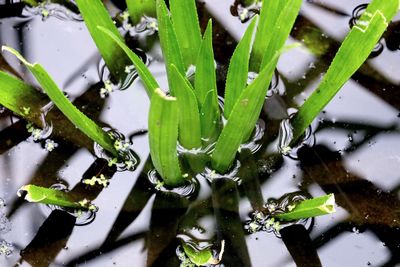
149, 88, 183, 186
291, 4, 397, 145
250, 0, 287, 71
98, 26, 158, 97
276, 194, 336, 221
18, 185, 85, 210
211, 52, 281, 173
156, 0, 186, 95
224, 17, 257, 119
0, 71, 45, 120
170, 0, 202, 67
126, 0, 156, 25
169, 65, 202, 149
200, 90, 221, 144
195, 20, 217, 107
76, 0, 129, 81
259, 0, 303, 70
2, 46, 117, 156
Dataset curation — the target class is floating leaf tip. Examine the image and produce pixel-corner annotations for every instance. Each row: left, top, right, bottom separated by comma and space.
1, 46, 32, 66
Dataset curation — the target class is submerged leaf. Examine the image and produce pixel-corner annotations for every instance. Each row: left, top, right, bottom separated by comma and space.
2, 46, 117, 156
148, 88, 183, 186
275, 194, 336, 221
17, 185, 83, 209
182, 243, 221, 266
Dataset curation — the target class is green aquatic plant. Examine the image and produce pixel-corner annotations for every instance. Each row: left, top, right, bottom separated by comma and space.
17, 185, 95, 210
99, 0, 302, 185
275, 194, 336, 221
1, 46, 118, 156
290, 0, 400, 145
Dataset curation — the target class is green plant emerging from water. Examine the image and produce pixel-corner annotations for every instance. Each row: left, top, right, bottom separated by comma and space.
0, 0, 398, 223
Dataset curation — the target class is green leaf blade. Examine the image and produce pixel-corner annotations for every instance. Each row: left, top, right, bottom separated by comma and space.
169, 65, 202, 149
195, 20, 221, 141
126, 0, 156, 25
170, 0, 202, 67
211, 52, 280, 173
276, 194, 336, 221
290, 8, 394, 144
156, 0, 186, 95
148, 88, 183, 186
200, 90, 221, 144
97, 26, 159, 97
259, 0, 303, 70
2, 46, 117, 156
76, 0, 129, 81
18, 185, 83, 209
224, 17, 257, 119
250, 0, 287, 71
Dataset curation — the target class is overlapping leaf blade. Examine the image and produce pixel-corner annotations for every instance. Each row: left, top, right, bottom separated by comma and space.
156, 0, 186, 95
170, 0, 202, 67
224, 17, 257, 119
2, 46, 117, 156
169, 65, 202, 149
76, 0, 129, 81
211, 52, 281, 173
126, 0, 156, 24
250, 0, 287, 71
195, 20, 220, 141
259, 0, 303, 70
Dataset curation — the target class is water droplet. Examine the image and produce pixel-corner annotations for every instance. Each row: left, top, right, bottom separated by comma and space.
352, 227, 360, 234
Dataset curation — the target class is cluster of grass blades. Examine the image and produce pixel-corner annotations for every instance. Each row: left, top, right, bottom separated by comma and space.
0, 0, 398, 229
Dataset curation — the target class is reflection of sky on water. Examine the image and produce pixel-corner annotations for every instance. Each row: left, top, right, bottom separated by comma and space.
0, 0, 399, 266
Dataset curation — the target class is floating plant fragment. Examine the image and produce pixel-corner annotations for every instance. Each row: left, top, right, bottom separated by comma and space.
0, 240, 13, 257
44, 139, 58, 152
181, 241, 224, 266
2, 46, 118, 156
17, 185, 92, 210
275, 194, 336, 221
